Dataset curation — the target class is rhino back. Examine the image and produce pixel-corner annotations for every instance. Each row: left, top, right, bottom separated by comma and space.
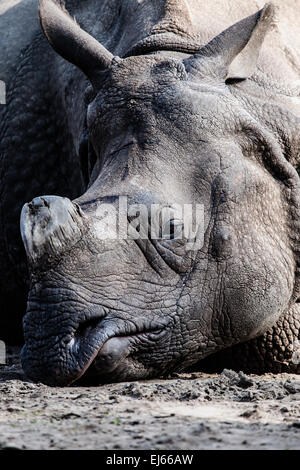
0, 0, 40, 84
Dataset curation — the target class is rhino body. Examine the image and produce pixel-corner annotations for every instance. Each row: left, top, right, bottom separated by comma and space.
0, 0, 299, 385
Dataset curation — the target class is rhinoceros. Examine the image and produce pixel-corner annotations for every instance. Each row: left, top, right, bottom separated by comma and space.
0, 0, 299, 386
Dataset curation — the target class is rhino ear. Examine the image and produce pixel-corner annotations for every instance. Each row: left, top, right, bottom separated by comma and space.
39, 0, 114, 87
186, 3, 276, 82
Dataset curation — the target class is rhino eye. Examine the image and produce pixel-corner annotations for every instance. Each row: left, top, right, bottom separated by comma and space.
225, 77, 246, 86
161, 219, 184, 240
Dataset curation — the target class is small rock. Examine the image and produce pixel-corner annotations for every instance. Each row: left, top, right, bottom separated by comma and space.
284, 380, 300, 394
292, 422, 300, 429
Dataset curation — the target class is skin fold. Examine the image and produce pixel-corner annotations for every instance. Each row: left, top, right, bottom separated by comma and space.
0, 0, 299, 385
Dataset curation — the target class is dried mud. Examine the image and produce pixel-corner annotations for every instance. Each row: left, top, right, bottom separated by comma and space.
0, 347, 299, 450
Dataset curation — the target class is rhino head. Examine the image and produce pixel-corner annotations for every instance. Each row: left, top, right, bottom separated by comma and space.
20, 0, 299, 386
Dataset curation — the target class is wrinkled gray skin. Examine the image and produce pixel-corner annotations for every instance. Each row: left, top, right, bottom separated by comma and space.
1, 0, 300, 386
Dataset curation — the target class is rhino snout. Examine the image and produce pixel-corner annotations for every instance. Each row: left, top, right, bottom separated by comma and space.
20, 196, 86, 265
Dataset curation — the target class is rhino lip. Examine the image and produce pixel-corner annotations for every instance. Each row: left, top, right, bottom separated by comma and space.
124, 33, 202, 58
66, 318, 167, 385
22, 307, 168, 386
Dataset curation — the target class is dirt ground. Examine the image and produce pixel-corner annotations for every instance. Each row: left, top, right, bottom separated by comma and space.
0, 347, 299, 450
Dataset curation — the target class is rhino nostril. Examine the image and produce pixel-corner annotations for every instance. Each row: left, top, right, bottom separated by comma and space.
75, 317, 101, 339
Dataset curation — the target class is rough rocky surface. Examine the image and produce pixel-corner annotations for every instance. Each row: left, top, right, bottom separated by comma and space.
0, 347, 299, 450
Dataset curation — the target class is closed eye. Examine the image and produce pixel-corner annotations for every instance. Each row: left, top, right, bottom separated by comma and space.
161, 219, 184, 240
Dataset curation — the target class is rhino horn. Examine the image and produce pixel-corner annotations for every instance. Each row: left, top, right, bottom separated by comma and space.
20, 196, 86, 266
39, 0, 115, 88
185, 3, 276, 82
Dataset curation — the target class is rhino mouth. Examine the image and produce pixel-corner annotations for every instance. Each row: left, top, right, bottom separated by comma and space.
22, 314, 168, 386
70, 318, 167, 382
124, 33, 202, 57
74, 323, 168, 385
